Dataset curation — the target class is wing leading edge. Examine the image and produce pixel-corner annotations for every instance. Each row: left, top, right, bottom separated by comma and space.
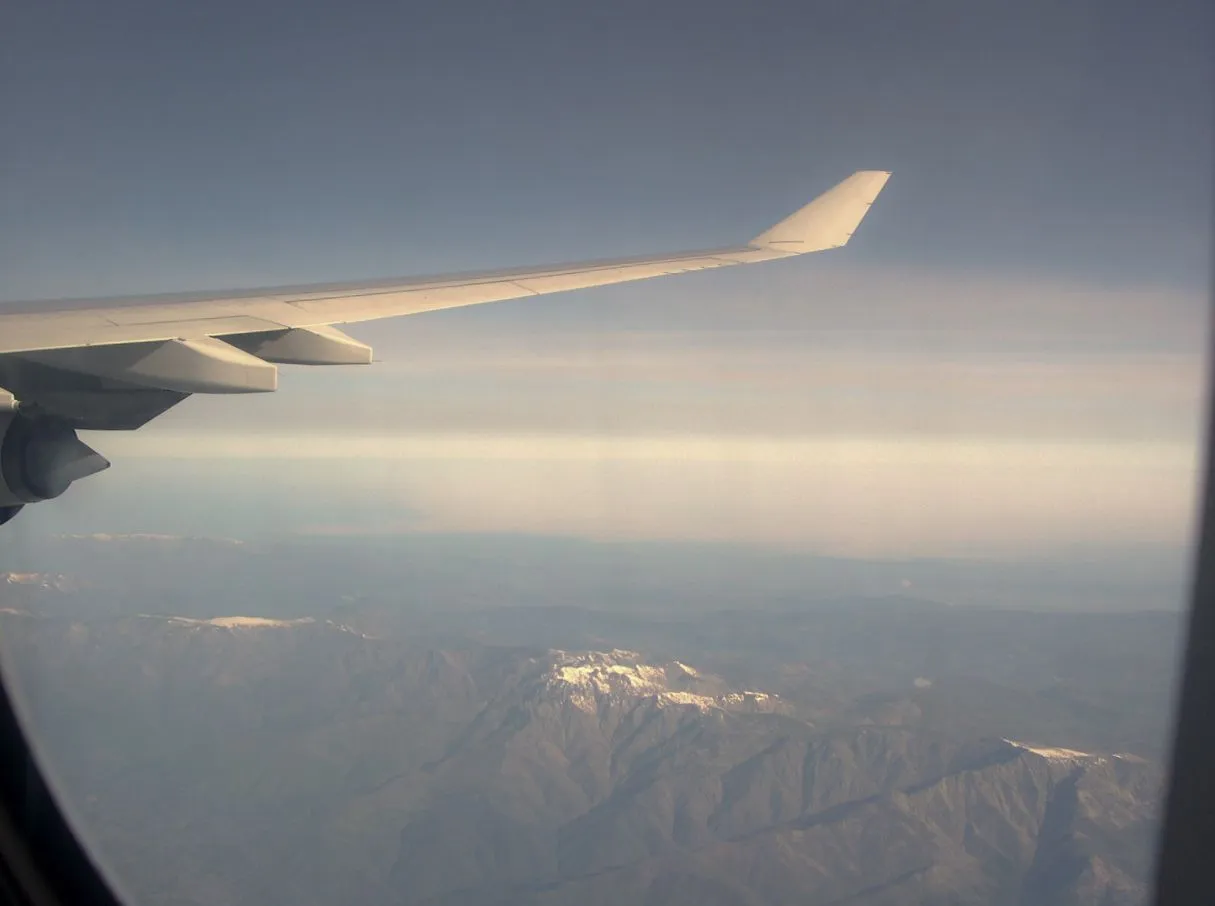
0, 170, 890, 358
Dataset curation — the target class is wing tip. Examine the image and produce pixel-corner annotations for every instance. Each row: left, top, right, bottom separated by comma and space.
750, 169, 891, 253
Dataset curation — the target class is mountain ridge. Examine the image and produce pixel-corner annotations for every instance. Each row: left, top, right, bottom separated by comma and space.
0, 600, 1168, 906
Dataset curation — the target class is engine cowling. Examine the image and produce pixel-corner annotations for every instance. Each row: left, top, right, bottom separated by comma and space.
0, 411, 111, 516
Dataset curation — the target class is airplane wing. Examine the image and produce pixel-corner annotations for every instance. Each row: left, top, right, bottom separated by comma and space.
0, 170, 890, 522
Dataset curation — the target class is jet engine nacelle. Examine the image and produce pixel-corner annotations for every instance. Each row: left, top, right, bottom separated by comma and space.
0, 411, 110, 522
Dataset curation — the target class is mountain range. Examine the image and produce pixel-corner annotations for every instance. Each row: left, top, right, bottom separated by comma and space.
0, 584, 1171, 906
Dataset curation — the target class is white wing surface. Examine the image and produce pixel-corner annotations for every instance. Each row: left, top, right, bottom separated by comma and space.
0, 171, 889, 357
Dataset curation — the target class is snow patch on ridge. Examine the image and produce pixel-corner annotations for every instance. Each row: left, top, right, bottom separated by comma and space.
2, 572, 76, 591
1003, 738, 1107, 764
142, 613, 376, 638
158, 615, 317, 629
543, 649, 779, 714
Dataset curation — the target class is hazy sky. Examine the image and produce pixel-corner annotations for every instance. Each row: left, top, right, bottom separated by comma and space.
2, 1, 1212, 568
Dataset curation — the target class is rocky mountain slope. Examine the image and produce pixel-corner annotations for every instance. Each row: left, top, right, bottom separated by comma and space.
0, 609, 1163, 906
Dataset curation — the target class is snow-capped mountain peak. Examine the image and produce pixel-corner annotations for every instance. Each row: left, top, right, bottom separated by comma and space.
156, 615, 317, 630
135, 614, 375, 638
540, 649, 778, 714
2, 572, 76, 591
1003, 738, 1108, 765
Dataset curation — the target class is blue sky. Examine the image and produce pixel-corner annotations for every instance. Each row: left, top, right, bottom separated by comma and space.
1, 1, 1212, 578
2, 0, 1210, 296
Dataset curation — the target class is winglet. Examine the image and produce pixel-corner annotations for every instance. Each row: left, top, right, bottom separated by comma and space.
750, 170, 890, 254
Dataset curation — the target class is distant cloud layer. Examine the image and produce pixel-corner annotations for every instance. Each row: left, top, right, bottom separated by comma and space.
146, 263, 1208, 440
93, 433, 1194, 559
82, 261, 1205, 558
